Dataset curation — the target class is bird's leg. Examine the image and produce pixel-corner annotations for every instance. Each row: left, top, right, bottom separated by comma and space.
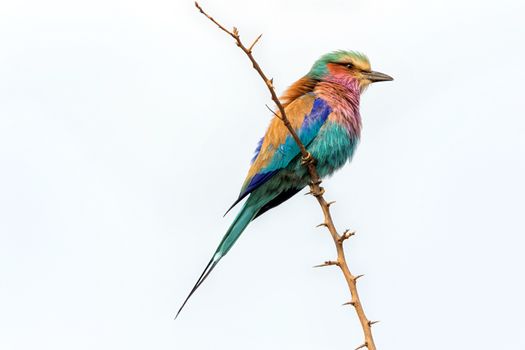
301, 153, 325, 196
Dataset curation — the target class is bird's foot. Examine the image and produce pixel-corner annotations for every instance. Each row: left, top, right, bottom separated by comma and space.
313, 187, 325, 197
301, 152, 316, 166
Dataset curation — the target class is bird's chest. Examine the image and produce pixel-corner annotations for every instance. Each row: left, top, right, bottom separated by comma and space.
307, 120, 359, 178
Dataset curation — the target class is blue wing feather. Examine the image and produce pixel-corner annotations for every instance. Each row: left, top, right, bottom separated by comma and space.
242, 98, 330, 194
264, 98, 330, 172
250, 137, 264, 164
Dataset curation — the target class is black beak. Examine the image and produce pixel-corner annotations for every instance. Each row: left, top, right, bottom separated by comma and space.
363, 70, 394, 83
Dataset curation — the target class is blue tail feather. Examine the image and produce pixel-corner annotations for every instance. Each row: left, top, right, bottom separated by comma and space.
175, 199, 261, 319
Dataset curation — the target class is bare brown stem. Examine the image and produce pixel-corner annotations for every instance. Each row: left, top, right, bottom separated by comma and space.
195, 2, 377, 349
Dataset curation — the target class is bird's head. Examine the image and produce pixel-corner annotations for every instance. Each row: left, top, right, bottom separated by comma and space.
308, 50, 393, 91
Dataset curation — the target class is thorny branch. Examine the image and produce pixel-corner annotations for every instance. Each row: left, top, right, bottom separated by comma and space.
195, 2, 378, 349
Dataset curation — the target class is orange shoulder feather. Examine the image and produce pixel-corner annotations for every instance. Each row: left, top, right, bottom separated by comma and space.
280, 76, 319, 108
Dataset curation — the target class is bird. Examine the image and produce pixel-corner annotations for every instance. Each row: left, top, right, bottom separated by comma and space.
176, 50, 392, 318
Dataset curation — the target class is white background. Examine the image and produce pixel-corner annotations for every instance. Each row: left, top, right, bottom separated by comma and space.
1, 0, 524, 349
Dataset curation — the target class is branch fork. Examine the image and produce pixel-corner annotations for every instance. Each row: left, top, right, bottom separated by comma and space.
339, 229, 355, 243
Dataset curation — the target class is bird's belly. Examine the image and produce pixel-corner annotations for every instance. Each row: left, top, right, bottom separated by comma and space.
306, 122, 359, 179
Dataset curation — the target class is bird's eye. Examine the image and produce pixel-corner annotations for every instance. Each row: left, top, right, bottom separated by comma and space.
346, 63, 354, 69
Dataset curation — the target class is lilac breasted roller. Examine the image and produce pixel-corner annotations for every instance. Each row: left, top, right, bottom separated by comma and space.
176, 50, 392, 318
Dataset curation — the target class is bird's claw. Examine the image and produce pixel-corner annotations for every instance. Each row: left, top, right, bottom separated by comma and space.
301, 152, 316, 166
316, 187, 325, 196
311, 186, 325, 197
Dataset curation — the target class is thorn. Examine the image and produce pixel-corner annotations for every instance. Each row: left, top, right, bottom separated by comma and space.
327, 201, 336, 207
304, 191, 313, 196
342, 301, 356, 306
355, 343, 367, 350
248, 33, 263, 52
316, 223, 328, 228
313, 260, 339, 268
354, 274, 365, 281
265, 104, 282, 120
368, 320, 380, 326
